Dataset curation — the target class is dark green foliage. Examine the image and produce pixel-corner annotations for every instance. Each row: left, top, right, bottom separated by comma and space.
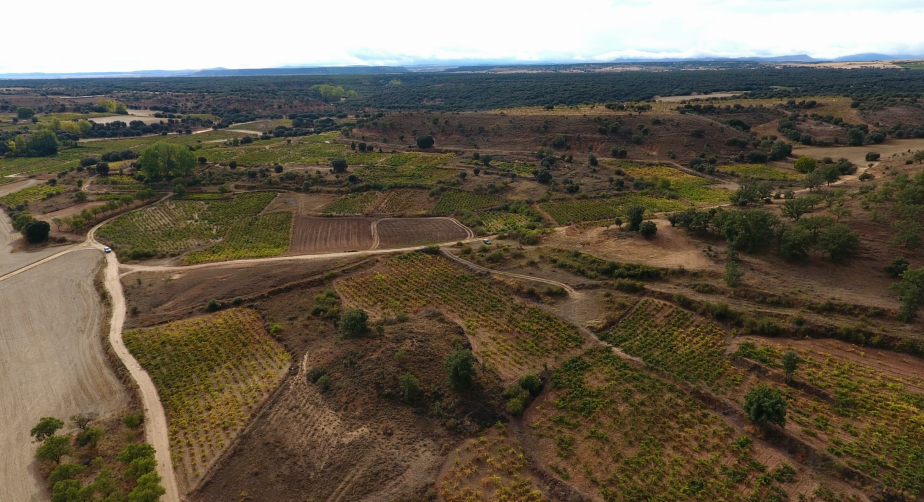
713, 209, 781, 253
743, 384, 787, 429
123, 413, 144, 429
31, 417, 64, 442
638, 220, 657, 238
549, 249, 662, 280
445, 347, 477, 390
816, 224, 860, 262
331, 158, 348, 172
782, 351, 800, 383
47, 463, 86, 485
891, 266, 924, 321
730, 181, 773, 206
416, 135, 434, 149
399, 373, 422, 402
886, 257, 910, 278
76, 427, 103, 447
626, 205, 645, 231
23, 220, 51, 243
339, 309, 369, 338
36, 436, 72, 464
311, 289, 341, 320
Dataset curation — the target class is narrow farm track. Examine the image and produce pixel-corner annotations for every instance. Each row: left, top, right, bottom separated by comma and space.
441, 250, 580, 297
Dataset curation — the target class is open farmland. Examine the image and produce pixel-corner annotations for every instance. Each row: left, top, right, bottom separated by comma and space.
336, 252, 590, 380
183, 211, 292, 264
322, 191, 383, 215
123, 308, 290, 488
290, 216, 374, 253
373, 188, 436, 214
374, 217, 470, 248
0, 250, 129, 502
717, 163, 805, 181
96, 192, 277, 258
0, 184, 64, 207
618, 162, 730, 204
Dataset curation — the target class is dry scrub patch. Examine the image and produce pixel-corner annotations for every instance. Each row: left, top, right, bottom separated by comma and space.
123, 308, 290, 487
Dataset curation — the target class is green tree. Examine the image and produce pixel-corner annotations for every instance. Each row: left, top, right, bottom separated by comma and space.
891, 266, 924, 321
743, 384, 787, 429
782, 350, 800, 383
47, 463, 86, 484
36, 436, 72, 464
17, 107, 35, 119
724, 261, 744, 287
339, 309, 369, 338
626, 205, 645, 231
117, 442, 156, 463
26, 129, 59, 156
588, 154, 598, 166
76, 427, 103, 447
445, 347, 477, 390
331, 158, 348, 173
816, 224, 859, 262
31, 417, 64, 442
779, 226, 813, 261
780, 196, 819, 221
794, 156, 816, 173
638, 220, 657, 238
128, 471, 166, 502
138, 142, 196, 181
399, 373, 422, 402
23, 220, 51, 243
802, 169, 825, 191
713, 209, 781, 253
416, 135, 435, 149
50, 479, 81, 502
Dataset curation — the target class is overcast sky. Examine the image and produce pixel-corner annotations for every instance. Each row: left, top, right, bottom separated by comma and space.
6, 0, 924, 73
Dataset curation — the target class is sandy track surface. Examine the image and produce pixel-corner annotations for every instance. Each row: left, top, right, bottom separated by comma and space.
87, 227, 182, 502
0, 250, 128, 502
0, 211, 77, 277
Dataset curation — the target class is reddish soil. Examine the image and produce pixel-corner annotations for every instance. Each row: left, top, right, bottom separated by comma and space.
375, 218, 469, 249
290, 216, 375, 254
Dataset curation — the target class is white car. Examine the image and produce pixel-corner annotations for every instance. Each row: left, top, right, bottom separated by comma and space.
103, 247, 112, 253
482, 239, 492, 245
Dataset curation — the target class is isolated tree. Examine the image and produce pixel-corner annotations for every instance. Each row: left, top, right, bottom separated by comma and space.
31, 417, 64, 442
782, 350, 800, 383
588, 154, 598, 166
445, 347, 477, 390
891, 266, 924, 321
36, 436, 72, 464
138, 142, 195, 181
416, 135, 434, 149
793, 156, 816, 173
865, 152, 881, 162
399, 373, 422, 402
743, 384, 787, 430
339, 309, 369, 338
95, 162, 110, 176
626, 205, 645, 231
481, 155, 493, 167
724, 261, 744, 287
23, 220, 51, 243
638, 220, 657, 238
17, 106, 35, 119
331, 158, 348, 173
769, 141, 792, 161
197, 156, 207, 164
458, 171, 467, 180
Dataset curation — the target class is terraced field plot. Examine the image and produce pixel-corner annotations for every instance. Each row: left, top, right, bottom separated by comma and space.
0, 183, 65, 207
337, 252, 588, 379
432, 190, 505, 215
735, 340, 924, 495
540, 195, 689, 225
718, 163, 805, 181
525, 348, 823, 502
373, 188, 436, 214
290, 216, 374, 253
123, 308, 290, 487
619, 163, 730, 203
356, 164, 455, 186
322, 191, 383, 214
375, 218, 469, 248
184, 211, 292, 264
97, 192, 277, 256
603, 299, 736, 388
477, 211, 532, 232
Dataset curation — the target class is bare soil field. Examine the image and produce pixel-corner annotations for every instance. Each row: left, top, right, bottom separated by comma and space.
290, 216, 375, 254
0, 249, 129, 502
792, 137, 924, 166
374, 218, 470, 249
0, 210, 74, 277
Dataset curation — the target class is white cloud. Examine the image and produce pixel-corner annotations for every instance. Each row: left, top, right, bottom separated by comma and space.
4, 0, 924, 73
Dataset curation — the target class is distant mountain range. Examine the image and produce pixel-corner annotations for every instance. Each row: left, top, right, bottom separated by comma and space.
1, 54, 921, 79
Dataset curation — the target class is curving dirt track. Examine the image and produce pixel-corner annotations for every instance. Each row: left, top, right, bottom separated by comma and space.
0, 249, 128, 502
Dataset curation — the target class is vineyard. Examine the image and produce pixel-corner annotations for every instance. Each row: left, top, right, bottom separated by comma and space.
183, 211, 292, 264
735, 341, 924, 494
336, 252, 587, 379
0, 184, 65, 207
527, 348, 823, 502
123, 308, 290, 486
382, 151, 455, 168
439, 425, 549, 502
619, 163, 729, 204
356, 165, 455, 186
718, 163, 805, 181
96, 192, 276, 256
432, 190, 505, 215
477, 211, 532, 232
373, 188, 436, 214
93, 174, 143, 187
540, 195, 688, 225
603, 299, 736, 388
322, 191, 383, 214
